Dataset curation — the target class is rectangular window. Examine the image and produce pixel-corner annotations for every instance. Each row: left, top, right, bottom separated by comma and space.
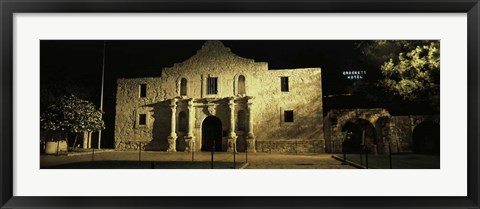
281, 77, 289, 92
139, 114, 147, 125
284, 110, 294, 122
139, 84, 147, 98
207, 77, 218, 94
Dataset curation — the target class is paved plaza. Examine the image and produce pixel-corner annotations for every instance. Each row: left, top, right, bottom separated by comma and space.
40, 150, 356, 169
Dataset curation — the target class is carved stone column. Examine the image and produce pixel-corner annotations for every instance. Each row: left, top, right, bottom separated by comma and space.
227, 97, 237, 152
167, 98, 178, 152
185, 98, 196, 152
246, 99, 256, 153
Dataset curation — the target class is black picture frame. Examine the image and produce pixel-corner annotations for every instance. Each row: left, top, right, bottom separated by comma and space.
1, 0, 479, 208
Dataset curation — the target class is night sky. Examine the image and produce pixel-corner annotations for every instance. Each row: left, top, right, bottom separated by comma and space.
39, 40, 379, 148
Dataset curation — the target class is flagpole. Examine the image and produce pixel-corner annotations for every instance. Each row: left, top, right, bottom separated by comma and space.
98, 41, 106, 149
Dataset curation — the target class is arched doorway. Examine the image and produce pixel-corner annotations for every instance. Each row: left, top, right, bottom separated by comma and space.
412, 121, 440, 154
201, 116, 223, 151
341, 119, 377, 153
341, 121, 363, 153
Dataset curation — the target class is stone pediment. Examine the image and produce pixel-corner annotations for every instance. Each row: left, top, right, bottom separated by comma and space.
168, 41, 256, 69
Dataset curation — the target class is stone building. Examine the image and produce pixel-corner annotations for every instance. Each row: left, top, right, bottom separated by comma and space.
114, 41, 324, 153
324, 108, 440, 154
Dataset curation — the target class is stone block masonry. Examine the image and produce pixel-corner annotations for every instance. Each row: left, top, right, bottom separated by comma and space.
114, 41, 324, 153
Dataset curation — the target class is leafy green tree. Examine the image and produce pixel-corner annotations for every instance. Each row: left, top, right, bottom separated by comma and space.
358, 40, 430, 68
379, 41, 440, 109
356, 40, 440, 113
41, 95, 105, 148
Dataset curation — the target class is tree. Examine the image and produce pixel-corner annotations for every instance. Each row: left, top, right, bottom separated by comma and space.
358, 40, 431, 69
40, 71, 93, 114
379, 41, 440, 110
41, 95, 105, 148
357, 40, 440, 113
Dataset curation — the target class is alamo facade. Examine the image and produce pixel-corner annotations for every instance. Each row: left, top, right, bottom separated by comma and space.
114, 41, 440, 154
114, 41, 323, 153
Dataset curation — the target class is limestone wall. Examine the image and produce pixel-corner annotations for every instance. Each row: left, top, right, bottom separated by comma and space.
389, 115, 440, 153
160, 41, 267, 99
324, 109, 439, 154
114, 77, 163, 150
253, 68, 324, 153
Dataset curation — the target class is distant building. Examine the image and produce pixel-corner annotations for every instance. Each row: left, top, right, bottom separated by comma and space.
114, 41, 324, 153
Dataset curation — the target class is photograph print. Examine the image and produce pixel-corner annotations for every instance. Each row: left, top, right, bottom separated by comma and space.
40, 40, 440, 169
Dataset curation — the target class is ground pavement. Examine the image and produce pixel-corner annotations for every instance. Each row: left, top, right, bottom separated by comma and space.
40, 150, 356, 169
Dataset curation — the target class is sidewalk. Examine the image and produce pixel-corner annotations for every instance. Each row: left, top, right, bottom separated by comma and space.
40, 151, 356, 169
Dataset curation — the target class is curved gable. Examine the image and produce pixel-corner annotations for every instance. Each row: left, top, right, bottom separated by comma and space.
161, 41, 264, 77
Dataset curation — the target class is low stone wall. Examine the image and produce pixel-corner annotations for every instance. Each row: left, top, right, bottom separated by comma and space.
256, 140, 325, 154
115, 141, 149, 151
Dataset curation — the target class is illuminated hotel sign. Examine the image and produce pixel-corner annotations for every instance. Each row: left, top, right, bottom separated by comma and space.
343, 70, 366, 80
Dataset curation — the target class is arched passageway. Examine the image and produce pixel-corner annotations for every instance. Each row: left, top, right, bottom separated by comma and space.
412, 121, 440, 154
341, 119, 377, 153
